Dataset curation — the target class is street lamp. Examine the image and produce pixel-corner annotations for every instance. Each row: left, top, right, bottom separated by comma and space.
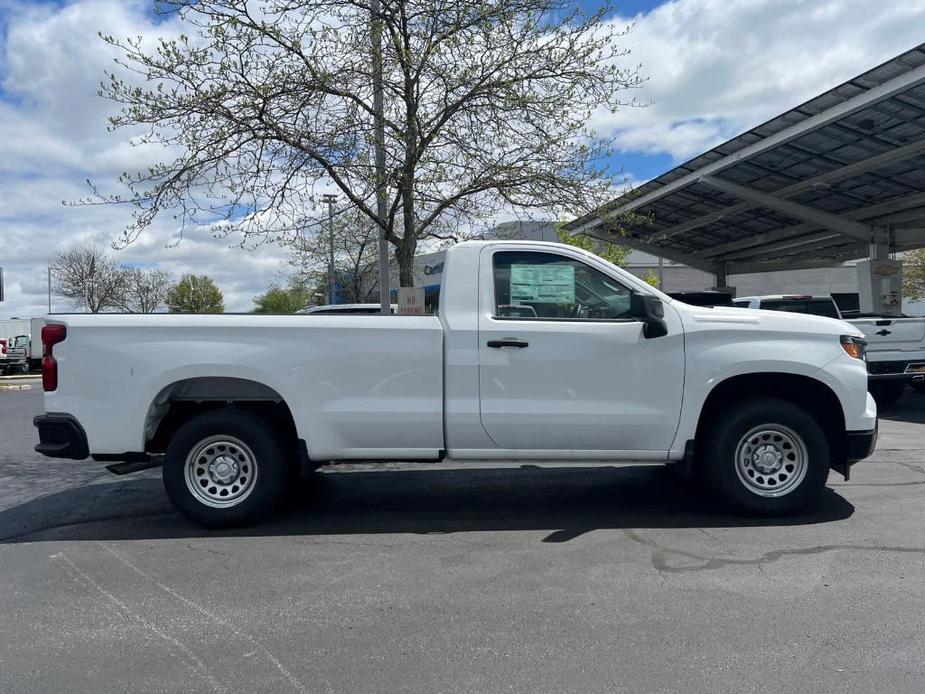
321, 193, 337, 305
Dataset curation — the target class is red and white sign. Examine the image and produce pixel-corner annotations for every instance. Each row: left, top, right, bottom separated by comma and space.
398, 287, 425, 316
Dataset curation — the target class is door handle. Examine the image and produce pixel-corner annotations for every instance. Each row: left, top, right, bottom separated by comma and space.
487, 338, 529, 349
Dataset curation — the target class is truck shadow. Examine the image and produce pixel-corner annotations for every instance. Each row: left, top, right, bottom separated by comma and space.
0, 465, 854, 545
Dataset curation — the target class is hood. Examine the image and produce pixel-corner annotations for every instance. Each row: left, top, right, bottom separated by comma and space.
671, 303, 863, 338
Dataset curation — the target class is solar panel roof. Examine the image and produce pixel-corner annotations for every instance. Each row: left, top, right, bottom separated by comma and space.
565, 43, 925, 277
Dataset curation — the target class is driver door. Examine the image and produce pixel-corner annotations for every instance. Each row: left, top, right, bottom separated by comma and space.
477, 248, 684, 453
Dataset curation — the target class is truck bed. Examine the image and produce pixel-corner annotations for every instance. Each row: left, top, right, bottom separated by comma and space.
45, 313, 445, 459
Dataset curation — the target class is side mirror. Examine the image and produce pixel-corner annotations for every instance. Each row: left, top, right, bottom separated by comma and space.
630, 293, 669, 339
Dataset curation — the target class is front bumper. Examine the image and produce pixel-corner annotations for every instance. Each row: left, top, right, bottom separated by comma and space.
34, 414, 89, 460
846, 426, 878, 463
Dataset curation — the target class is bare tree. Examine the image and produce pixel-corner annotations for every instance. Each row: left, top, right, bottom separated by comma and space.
95, 0, 641, 285
290, 208, 382, 304
52, 247, 126, 313
120, 267, 174, 313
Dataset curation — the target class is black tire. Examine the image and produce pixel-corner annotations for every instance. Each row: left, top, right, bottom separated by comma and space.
163, 409, 290, 527
869, 381, 905, 407
702, 397, 830, 516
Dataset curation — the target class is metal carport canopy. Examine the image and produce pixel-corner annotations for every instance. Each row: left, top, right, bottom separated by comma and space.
565, 43, 925, 281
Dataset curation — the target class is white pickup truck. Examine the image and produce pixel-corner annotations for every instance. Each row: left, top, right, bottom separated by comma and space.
847, 316, 925, 403
34, 240, 877, 526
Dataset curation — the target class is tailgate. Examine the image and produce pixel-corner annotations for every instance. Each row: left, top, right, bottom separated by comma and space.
849, 318, 925, 352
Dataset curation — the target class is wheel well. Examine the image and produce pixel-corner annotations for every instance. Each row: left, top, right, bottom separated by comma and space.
144, 378, 298, 455
695, 373, 847, 462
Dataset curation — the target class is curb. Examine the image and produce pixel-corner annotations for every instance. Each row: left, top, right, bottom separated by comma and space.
0, 384, 33, 391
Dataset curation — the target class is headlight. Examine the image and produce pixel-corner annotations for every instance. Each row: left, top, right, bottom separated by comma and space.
840, 335, 867, 361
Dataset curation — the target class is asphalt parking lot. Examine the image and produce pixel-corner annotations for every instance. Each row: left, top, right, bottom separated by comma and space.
1, 383, 924, 694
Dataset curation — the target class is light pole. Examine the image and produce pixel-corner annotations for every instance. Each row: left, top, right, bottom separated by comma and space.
371, 0, 391, 315
322, 193, 337, 305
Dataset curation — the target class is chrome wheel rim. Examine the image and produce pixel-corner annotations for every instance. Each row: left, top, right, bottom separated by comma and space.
185, 435, 258, 509
734, 424, 807, 498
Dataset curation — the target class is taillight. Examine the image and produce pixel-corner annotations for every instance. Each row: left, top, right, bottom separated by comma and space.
0, 339, 7, 355
41, 324, 67, 392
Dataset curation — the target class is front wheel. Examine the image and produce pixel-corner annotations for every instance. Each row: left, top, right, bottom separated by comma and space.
702, 398, 830, 516
163, 409, 290, 527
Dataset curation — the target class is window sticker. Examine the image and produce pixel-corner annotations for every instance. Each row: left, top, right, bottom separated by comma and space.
510, 264, 575, 303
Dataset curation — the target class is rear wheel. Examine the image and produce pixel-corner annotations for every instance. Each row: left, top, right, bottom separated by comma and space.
869, 380, 905, 407
163, 409, 289, 527
702, 398, 830, 516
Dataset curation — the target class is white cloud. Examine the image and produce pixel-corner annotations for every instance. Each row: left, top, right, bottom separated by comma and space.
0, 0, 297, 318
598, 0, 925, 161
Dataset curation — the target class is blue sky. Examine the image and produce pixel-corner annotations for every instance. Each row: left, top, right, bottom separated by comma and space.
1, 0, 924, 316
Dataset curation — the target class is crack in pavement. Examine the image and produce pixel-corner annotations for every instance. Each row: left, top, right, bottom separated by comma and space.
98, 542, 310, 694
896, 461, 925, 475
624, 529, 925, 573
52, 552, 228, 693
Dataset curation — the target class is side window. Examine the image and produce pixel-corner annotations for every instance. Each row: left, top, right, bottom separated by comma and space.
492, 251, 633, 320
732, 300, 750, 308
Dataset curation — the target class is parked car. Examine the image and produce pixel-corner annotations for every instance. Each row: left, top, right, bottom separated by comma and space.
0, 318, 47, 373
34, 240, 876, 527
11, 335, 33, 371
0, 336, 28, 375
732, 294, 925, 405
6, 336, 28, 374
848, 315, 925, 403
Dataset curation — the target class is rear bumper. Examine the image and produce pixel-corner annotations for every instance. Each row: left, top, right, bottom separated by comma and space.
867, 359, 925, 381
868, 373, 924, 382
34, 414, 89, 460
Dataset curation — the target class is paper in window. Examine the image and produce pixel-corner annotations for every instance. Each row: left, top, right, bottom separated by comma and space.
510, 264, 575, 303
